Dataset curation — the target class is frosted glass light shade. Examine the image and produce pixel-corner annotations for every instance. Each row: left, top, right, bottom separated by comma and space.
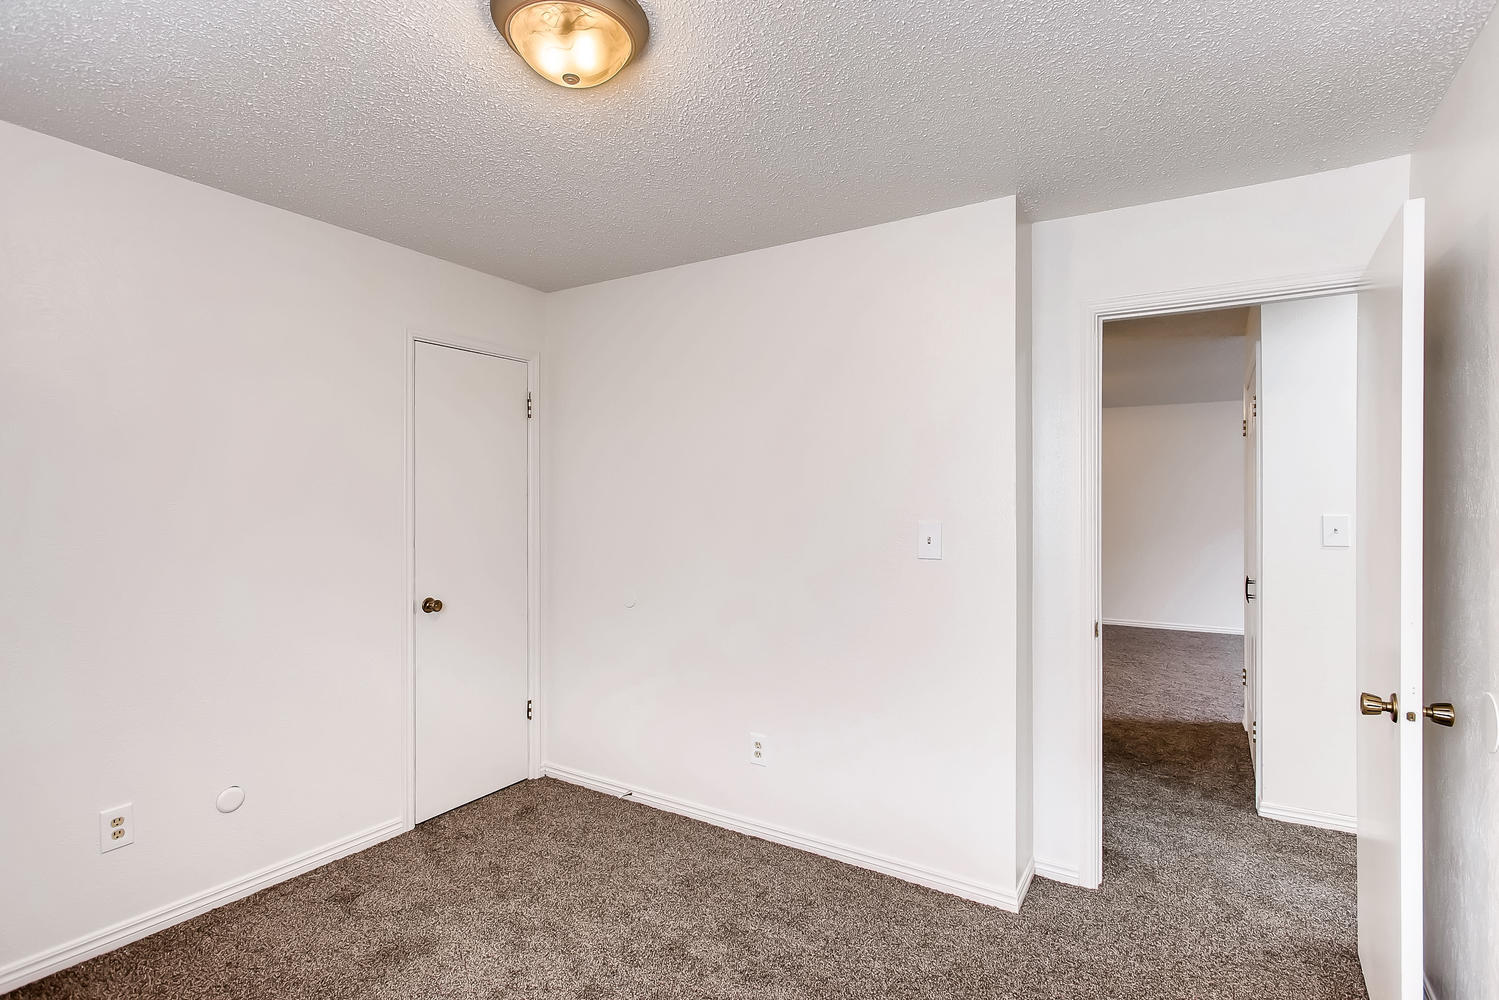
493, 0, 649, 89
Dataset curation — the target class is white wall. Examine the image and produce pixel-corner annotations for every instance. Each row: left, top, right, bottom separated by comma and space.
541, 199, 1031, 904
1257, 296, 1358, 828
1410, 8, 1499, 997
0, 122, 545, 989
1102, 401, 1244, 633
1031, 155, 1412, 887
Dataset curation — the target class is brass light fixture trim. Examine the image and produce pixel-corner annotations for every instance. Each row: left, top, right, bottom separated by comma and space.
491, 0, 650, 89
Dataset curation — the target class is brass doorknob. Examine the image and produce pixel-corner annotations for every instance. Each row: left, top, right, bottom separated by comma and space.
421, 597, 443, 614
1360, 691, 1399, 722
1423, 702, 1456, 727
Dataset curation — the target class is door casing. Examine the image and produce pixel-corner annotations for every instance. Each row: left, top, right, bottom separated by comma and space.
1079, 269, 1364, 888
1243, 340, 1263, 808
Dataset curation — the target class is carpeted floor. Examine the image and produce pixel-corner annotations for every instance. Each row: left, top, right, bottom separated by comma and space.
1103, 623, 1245, 723
17, 628, 1364, 999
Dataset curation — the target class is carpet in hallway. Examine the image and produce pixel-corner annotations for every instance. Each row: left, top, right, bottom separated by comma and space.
1103, 623, 1245, 723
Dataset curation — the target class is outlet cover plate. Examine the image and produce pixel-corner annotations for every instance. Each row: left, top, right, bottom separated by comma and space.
749, 732, 767, 766
99, 803, 134, 853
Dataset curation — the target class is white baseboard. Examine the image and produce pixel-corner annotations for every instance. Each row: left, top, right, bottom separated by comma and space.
1102, 618, 1244, 636
541, 763, 1027, 912
1257, 800, 1356, 833
1015, 856, 1035, 903
1033, 858, 1091, 888
0, 817, 406, 996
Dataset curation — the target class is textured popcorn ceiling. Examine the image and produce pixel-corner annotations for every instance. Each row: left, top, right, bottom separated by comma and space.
0, 1, 1493, 290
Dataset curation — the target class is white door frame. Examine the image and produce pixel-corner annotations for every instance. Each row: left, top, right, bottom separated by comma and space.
1078, 268, 1361, 887
1242, 339, 1262, 807
404, 331, 541, 831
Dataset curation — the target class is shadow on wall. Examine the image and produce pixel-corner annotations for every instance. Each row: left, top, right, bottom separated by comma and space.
1421, 207, 1495, 998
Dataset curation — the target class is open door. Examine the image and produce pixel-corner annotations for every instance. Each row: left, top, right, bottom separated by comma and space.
1355, 199, 1424, 1000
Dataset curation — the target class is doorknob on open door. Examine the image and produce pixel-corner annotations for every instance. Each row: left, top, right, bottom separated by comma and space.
421, 597, 443, 613
1360, 692, 1399, 722
1423, 702, 1456, 727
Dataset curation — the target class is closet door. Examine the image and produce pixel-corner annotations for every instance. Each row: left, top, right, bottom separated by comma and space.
414, 342, 529, 822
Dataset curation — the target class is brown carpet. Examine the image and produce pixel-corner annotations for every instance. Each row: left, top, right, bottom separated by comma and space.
1103, 624, 1244, 723
17, 629, 1364, 999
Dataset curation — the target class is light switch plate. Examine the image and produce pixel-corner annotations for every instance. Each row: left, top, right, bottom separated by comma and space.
1322, 515, 1351, 547
918, 520, 942, 560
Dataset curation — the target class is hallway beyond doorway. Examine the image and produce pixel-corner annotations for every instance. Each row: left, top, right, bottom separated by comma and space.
1103, 624, 1364, 998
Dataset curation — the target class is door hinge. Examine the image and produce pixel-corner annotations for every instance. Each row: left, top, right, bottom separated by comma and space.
1242, 418, 1247, 437
527, 392, 533, 419
526, 699, 533, 721
1094, 621, 1100, 638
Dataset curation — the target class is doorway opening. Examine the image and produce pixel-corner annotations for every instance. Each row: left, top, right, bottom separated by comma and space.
1075, 200, 1427, 999
1097, 297, 1364, 988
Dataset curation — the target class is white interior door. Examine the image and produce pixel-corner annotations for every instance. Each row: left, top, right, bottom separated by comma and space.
1355, 199, 1424, 1000
414, 341, 529, 823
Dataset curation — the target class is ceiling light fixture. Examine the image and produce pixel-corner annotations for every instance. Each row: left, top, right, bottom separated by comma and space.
491, 0, 649, 90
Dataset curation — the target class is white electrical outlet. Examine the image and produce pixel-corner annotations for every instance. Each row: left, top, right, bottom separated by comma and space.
749, 732, 768, 766
99, 803, 134, 853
